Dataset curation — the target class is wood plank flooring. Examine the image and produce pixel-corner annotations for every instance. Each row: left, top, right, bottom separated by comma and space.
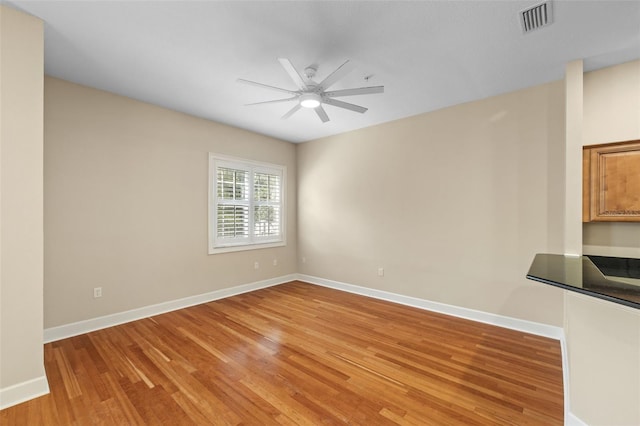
1, 281, 564, 425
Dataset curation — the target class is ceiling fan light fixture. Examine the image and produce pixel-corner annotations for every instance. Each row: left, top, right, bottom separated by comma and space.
299, 93, 321, 108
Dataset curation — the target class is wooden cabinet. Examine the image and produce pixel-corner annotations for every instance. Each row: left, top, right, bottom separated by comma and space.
583, 140, 640, 222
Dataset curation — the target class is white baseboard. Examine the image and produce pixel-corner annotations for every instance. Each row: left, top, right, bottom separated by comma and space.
566, 412, 588, 426
0, 375, 50, 410
559, 333, 576, 426
297, 274, 564, 339
44, 274, 297, 343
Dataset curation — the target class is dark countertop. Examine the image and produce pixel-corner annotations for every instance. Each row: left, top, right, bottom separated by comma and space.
526, 254, 640, 309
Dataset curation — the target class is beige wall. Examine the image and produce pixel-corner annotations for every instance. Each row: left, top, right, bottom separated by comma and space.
566, 293, 640, 425
0, 5, 47, 402
44, 77, 297, 328
583, 60, 640, 147
582, 60, 640, 259
298, 81, 566, 326
565, 60, 583, 256
566, 60, 640, 425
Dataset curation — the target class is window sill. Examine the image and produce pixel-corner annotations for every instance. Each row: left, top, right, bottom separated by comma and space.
209, 240, 285, 255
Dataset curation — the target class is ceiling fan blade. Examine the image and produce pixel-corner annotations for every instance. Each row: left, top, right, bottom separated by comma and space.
317, 60, 356, 91
281, 104, 302, 119
278, 58, 308, 91
315, 106, 330, 123
323, 98, 368, 114
324, 86, 384, 97
245, 97, 298, 106
237, 78, 298, 95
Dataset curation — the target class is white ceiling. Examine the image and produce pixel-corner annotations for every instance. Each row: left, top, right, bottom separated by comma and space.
5, 0, 640, 143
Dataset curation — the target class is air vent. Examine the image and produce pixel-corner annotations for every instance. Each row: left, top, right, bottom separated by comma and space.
520, 1, 553, 33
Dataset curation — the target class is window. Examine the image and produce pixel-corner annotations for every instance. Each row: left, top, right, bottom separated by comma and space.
209, 154, 285, 254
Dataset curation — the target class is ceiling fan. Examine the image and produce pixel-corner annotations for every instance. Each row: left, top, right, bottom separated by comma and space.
237, 58, 384, 123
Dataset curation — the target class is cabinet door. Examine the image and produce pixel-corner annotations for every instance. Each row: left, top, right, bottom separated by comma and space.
586, 140, 640, 222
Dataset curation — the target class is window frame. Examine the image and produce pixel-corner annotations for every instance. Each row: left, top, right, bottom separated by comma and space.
208, 154, 286, 254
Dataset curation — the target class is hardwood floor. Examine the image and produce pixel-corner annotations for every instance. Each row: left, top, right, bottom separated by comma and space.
1, 281, 564, 425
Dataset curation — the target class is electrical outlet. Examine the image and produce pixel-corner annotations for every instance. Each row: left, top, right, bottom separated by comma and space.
254, 261, 259, 270
273, 259, 278, 266
93, 287, 102, 298
377, 267, 384, 277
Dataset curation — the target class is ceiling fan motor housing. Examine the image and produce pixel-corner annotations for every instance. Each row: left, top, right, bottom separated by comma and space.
304, 66, 317, 80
